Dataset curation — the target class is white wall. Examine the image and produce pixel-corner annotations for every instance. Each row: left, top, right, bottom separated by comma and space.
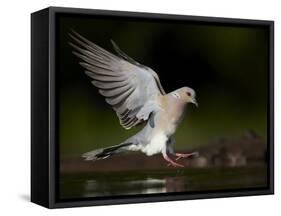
0, 0, 279, 215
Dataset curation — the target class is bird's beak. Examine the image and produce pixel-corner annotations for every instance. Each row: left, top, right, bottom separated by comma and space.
191, 98, 198, 107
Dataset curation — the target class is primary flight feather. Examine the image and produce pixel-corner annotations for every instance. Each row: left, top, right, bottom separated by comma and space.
69, 31, 198, 167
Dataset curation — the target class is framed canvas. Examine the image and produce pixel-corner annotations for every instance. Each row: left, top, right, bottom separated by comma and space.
31, 6, 274, 208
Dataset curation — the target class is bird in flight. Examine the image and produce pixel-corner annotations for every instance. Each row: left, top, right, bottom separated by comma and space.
69, 31, 198, 167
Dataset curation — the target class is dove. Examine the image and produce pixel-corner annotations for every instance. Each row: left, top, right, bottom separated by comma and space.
69, 31, 198, 167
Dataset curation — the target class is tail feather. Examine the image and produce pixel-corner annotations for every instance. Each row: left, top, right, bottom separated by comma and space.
82, 142, 133, 161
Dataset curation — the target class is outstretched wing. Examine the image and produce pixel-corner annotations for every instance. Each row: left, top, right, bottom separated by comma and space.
69, 31, 166, 129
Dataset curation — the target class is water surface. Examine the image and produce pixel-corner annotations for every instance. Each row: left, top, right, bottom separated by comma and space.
60, 166, 267, 199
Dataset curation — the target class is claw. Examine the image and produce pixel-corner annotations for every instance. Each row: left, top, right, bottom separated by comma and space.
175, 152, 199, 161
163, 153, 184, 168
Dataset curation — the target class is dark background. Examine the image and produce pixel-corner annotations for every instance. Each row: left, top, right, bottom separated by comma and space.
57, 14, 269, 157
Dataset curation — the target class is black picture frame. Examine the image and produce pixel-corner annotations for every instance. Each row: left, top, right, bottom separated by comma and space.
31, 6, 274, 208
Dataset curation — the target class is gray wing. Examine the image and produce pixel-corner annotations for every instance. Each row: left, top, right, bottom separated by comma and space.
69, 31, 165, 129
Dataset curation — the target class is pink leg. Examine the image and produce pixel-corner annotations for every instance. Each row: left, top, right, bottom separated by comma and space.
175, 152, 199, 161
162, 152, 184, 168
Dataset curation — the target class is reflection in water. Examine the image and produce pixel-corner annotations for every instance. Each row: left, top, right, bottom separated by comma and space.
60, 167, 267, 199
166, 176, 189, 193
84, 178, 166, 197
83, 170, 195, 197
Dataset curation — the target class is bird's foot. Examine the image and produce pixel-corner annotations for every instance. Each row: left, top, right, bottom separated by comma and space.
163, 154, 184, 168
166, 161, 184, 168
175, 152, 199, 161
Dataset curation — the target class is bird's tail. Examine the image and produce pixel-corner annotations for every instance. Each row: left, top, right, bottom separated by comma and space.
82, 142, 133, 161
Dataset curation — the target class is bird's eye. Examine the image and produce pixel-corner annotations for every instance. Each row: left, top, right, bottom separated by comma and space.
187, 92, 191, 97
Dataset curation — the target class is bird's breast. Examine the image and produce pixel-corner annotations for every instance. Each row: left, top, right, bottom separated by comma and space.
141, 132, 167, 156
155, 109, 184, 137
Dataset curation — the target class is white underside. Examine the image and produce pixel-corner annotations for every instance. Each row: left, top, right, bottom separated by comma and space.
141, 133, 167, 156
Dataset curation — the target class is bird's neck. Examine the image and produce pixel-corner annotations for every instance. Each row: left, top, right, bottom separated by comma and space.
163, 94, 187, 120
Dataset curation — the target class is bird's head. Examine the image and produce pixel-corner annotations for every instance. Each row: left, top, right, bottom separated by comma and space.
172, 87, 198, 107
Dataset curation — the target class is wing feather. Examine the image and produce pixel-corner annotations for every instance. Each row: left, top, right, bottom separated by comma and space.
85, 71, 126, 82
105, 87, 135, 106
99, 84, 133, 97
80, 62, 120, 77
91, 80, 129, 90
70, 31, 165, 129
